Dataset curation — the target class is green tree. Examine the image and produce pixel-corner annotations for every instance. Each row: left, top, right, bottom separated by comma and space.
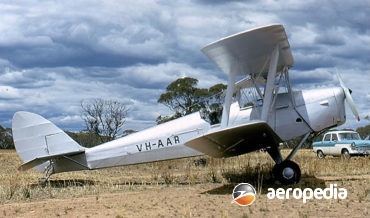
0, 125, 14, 149
158, 77, 203, 115
205, 83, 227, 124
157, 77, 226, 124
66, 131, 102, 148
356, 125, 370, 139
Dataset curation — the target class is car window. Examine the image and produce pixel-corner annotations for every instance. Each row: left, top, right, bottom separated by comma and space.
339, 133, 361, 140
332, 134, 338, 141
323, 134, 331, 141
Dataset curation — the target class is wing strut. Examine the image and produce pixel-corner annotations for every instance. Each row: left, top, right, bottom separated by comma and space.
261, 45, 279, 121
221, 71, 237, 128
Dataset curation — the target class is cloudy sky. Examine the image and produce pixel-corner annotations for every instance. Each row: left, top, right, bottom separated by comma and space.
0, 0, 369, 133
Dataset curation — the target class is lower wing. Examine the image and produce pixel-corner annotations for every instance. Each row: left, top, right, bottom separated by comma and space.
185, 121, 282, 158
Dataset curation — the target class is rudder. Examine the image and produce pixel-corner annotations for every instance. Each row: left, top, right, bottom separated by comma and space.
12, 111, 85, 173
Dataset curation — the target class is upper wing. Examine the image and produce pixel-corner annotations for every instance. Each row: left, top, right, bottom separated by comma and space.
201, 24, 293, 77
185, 121, 282, 158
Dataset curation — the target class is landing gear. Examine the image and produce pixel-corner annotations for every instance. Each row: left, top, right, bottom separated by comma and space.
267, 146, 301, 184
267, 132, 313, 185
272, 160, 301, 185
39, 160, 55, 185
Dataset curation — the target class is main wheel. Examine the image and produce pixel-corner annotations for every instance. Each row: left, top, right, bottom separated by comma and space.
272, 160, 301, 185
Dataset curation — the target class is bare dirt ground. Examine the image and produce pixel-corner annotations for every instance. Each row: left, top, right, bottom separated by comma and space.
1, 178, 369, 218
0, 150, 369, 217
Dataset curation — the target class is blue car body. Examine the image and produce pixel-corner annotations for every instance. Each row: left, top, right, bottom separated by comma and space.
312, 130, 370, 158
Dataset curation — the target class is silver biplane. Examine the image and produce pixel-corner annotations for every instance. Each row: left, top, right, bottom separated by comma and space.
12, 24, 359, 185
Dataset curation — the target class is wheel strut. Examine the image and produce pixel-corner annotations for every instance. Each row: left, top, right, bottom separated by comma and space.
286, 132, 311, 161
268, 132, 313, 185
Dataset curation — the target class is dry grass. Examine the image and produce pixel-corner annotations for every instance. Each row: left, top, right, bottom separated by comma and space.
0, 149, 369, 205
0, 149, 369, 218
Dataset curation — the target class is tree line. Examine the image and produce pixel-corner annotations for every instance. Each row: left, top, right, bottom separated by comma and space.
1, 77, 370, 149
0, 77, 226, 148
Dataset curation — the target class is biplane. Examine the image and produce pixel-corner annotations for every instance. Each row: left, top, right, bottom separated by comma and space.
12, 24, 359, 185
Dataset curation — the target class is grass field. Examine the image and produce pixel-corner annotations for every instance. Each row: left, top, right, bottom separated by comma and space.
0, 149, 369, 217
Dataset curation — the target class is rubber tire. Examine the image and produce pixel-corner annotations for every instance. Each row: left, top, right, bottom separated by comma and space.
272, 160, 301, 185
341, 149, 350, 159
317, 150, 325, 159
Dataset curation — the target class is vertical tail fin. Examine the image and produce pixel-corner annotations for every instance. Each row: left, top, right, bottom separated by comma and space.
12, 111, 86, 173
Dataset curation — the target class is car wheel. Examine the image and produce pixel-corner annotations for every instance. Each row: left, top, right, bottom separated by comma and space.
317, 150, 325, 159
341, 149, 350, 159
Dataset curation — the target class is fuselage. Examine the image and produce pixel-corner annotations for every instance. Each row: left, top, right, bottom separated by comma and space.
84, 86, 346, 170
84, 112, 210, 169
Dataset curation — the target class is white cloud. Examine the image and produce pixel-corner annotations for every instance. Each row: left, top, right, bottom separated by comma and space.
0, 86, 20, 99
0, 0, 368, 132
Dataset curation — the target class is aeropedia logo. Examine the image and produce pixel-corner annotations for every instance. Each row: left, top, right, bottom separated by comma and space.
232, 183, 347, 206
231, 183, 256, 206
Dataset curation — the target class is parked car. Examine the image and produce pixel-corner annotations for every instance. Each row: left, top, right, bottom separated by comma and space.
312, 130, 370, 158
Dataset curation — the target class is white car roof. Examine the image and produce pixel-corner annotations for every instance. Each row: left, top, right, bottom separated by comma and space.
327, 130, 357, 134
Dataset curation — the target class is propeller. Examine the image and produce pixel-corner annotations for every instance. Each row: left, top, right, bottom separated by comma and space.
337, 70, 360, 121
